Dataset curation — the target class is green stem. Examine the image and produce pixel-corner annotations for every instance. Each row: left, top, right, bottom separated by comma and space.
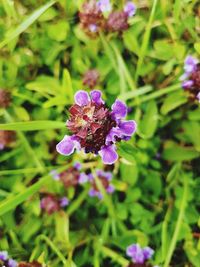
37, 234, 67, 266
163, 175, 188, 267
101, 246, 129, 267
131, 83, 180, 106
67, 187, 89, 216
135, 0, 158, 83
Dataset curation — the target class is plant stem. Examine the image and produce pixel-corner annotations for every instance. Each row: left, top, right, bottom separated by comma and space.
67, 187, 89, 216
163, 174, 188, 267
101, 246, 129, 267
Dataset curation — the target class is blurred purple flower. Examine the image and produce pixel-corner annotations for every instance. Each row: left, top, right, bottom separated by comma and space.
126, 243, 154, 264
8, 259, 18, 267
124, 1, 136, 17
50, 169, 60, 181
197, 92, 200, 102
181, 55, 200, 101
0, 251, 17, 267
97, 0, 112, 13
56, 90, 137, 165
0, 251, 8, 261
59, 197, 69, 207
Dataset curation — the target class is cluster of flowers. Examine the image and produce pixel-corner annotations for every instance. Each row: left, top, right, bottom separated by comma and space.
79, 0, 136, 37
126, 244, 157, 267
0, 251, 17, 267
181, 56, 200, 102
56, 89, 137, 165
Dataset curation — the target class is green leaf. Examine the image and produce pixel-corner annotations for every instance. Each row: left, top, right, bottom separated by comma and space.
0, 121, 65, 131
161, 91, 188, 114
163, 145, 200, 161
0, 0, 56, 49
139, 100, 158, 138
118, 143, 137, 164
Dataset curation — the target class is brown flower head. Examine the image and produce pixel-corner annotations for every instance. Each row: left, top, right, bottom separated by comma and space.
40, 194, 69, 215
79, 0, 105, 37
83, 69, 100, 89
0, 89, 11, 108
18, 261, 42, 267
0, 131, 16, 150
106, 11, 129, 32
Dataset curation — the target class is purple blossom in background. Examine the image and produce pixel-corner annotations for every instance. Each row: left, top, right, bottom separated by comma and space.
97, 0, 112, 13
74, 162, 82, 170
124, 1, 136, 17
8, 258, 18, 267
0, 251, 8, 261
180, 55, 200, 101
87, 169, 115, 199
126, 243, 154, 264
50, 169, 60, 181
59, 197, 69, 207
56, 90, 137, 165
196, 92, 200, 102
88, 24, 98, 32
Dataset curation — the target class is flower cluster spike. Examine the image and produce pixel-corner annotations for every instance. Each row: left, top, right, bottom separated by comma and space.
0, 89, 11, 108
40, 194, 69, 215
83, 69, 100, 89
0, 130, 16, 150
126, 244, 154, 265
0, 251, 17, 267
18, 261, 42, 267
180, 55, 200, 102
56, 90, 137, 165
79, 0, 136, 36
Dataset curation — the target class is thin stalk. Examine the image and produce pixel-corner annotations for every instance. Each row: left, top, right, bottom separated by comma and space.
67, 187, 89, 216
163, 174, 188, 267
135, 0, 158, 83
131, 83, 180, 106
37, 234, 67, 266
101, 246, 129, 267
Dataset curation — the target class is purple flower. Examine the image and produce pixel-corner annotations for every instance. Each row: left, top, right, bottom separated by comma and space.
87, 169, 114, 199
56, 90, 137, 165
124, 1, 136, 17
97, 0, 112, 13
8, 259, 18, 267
182, 80, 194, 89
74, 162, 82, 171
50, 169, 60, 181
79, 173, 89, 184
59, 197, 69, 207
0, 251, 8, 261
88, 24, 98, 32
126, 243, 154, 264
197, 92, 200, 102
184, 56, 198, 74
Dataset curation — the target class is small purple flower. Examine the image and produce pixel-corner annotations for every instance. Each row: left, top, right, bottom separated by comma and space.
87, 169, 114, 199
56, 90, 137, 165
184, 56, 198, 74
50, 169, 60, 181
79, 173, 89, 184
0, 251, 8, 261
182, 80, 194, 89
126, 243, 154, 264
74, 162, 82, 171
89, 24, 98, 32
124, 1, 136, 17
196, 92, 200, 102
8, 259, 18, 267
97, 0, 112, 13
59, 197, 69, 207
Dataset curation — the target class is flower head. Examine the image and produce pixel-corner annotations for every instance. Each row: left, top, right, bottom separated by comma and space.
59, 163, 82, 188
106, 11, 129, 32
124, 2, 136, 17
79, 0, 105, 37
40, 194, 69, 215
0, 130, 16, 150
126, 244, 154, 264
83, 69, 100, 89
56, 90, 137, 165
181, 56, 200, 101
0, 89, 11, 108
18, 261, 42, 267
0, 251, 17, 267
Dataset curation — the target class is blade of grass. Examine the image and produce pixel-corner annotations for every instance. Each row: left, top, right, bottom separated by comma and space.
163, 174, 188, 267
118, 85, 152, 101
135, 0, 158, 84
0, 120, 65, 131
101, 246, 129, 267
0, 0, 56, 49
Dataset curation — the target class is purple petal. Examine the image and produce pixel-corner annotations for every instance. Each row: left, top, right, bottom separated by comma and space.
106, 184, 115, 194
88, 173, 94, 181
196, 92, 200, 102
118, 120, 137, 136
99, 145, 118, 165
90, 90, 104, 105
143, 247, 154, 260
179, 73, 189, 81
97, 192, 103, 199
182, 80, 194, 89
0, 251, 8, 261
124, 1, 136, 17
74, 162, 82, 170
89, 24, 98, 32
97, 0, 112, 12
78, 173, 89, 184
184, 56, 198, 73
60, 197, 69, 207
111, 100, 127, 119
56, 135, 80, 156
96, 169, 104, 177
89, 188, 98, 197
8, 259, 18, 267
126, 244, 139, 257
126, 244, 145, 264
74, 90, 90, 106
106, 128, 121, 145
50, 169, 60, 181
